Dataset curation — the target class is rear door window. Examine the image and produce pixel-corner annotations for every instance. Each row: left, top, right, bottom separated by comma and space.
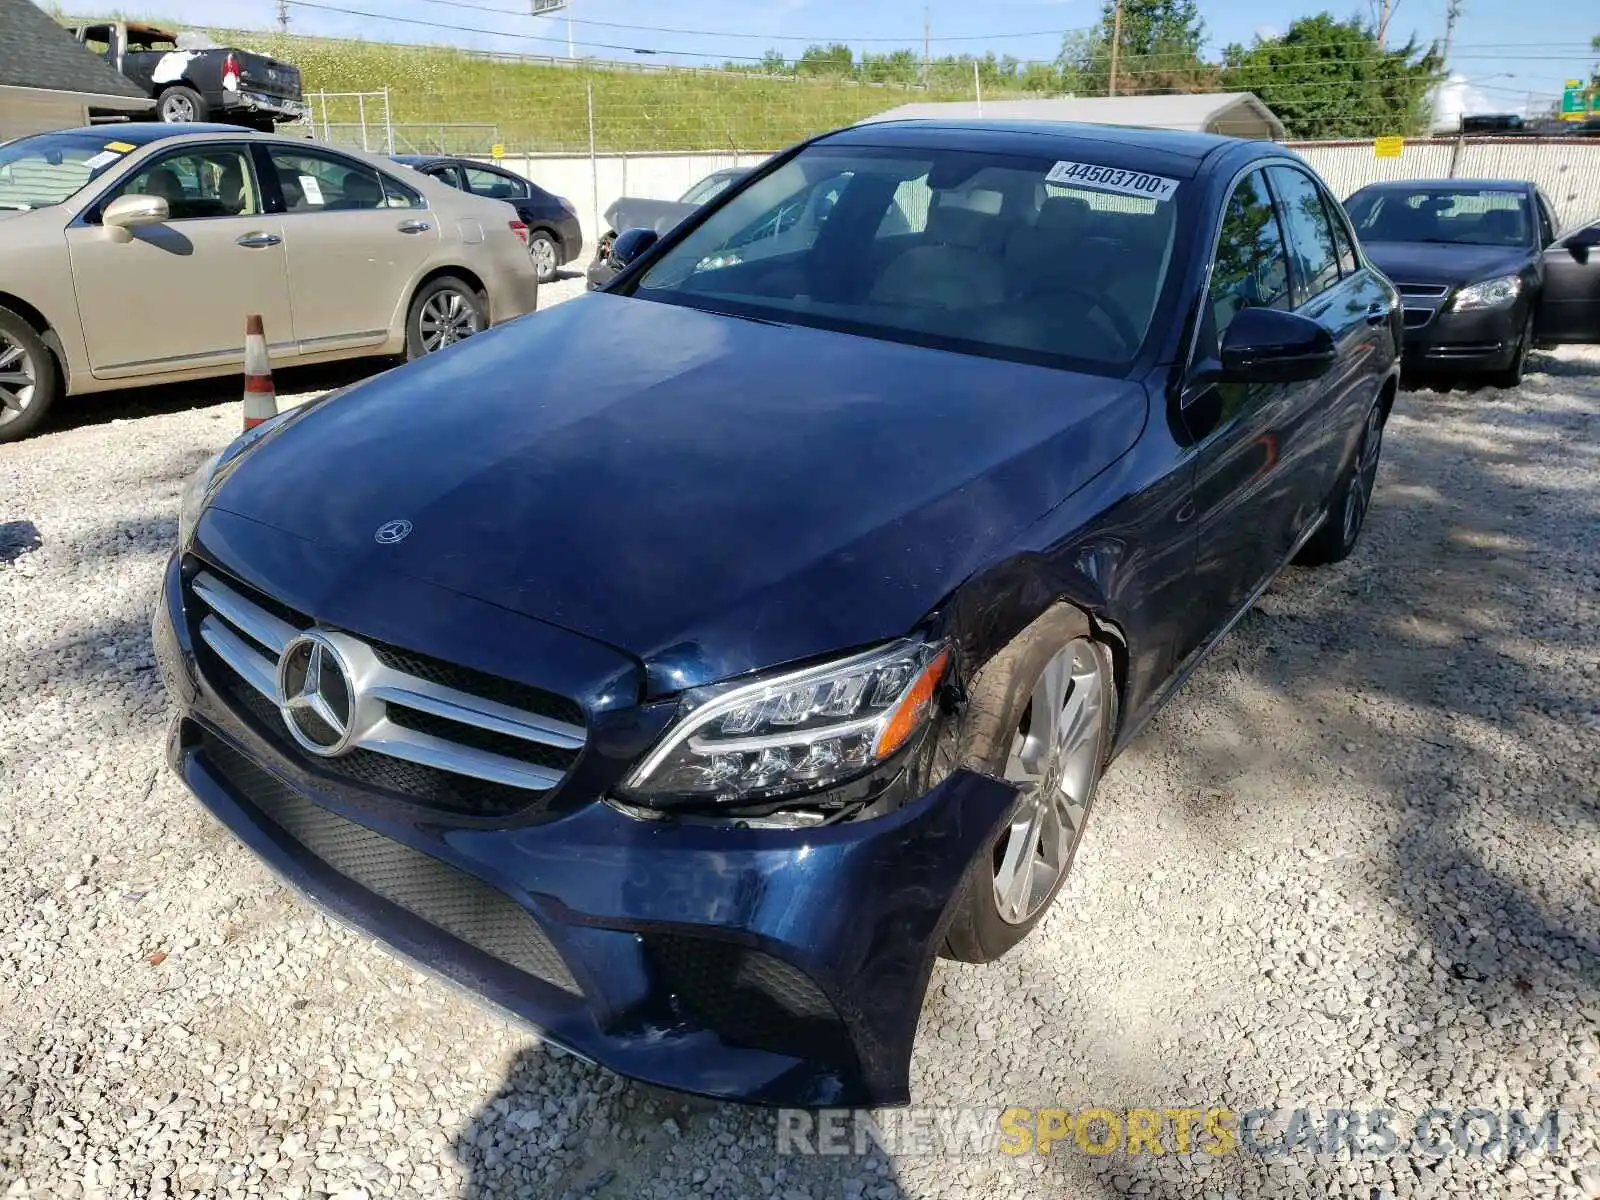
1267, 166, 1341, 305
266, 148, 420, 212
462, 165, 527, 200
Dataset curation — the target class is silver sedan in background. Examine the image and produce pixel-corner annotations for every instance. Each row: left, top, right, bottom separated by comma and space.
0, 123, 541, 442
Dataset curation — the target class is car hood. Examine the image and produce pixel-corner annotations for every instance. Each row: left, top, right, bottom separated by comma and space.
603, 197, 698, 235
1362, 240, 1533, 287
212, 295, 1145, 690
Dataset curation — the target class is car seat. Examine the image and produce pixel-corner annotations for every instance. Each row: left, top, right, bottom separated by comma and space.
868, 199, 1007, 310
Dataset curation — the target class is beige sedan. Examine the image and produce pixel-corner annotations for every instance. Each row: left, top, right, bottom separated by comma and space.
0, 124, 542, 442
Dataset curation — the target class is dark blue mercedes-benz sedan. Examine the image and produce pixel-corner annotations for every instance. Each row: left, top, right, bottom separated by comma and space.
153, 120, 1400, 1107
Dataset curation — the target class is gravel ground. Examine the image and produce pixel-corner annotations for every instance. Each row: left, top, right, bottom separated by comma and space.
1, 284, 1596, 1200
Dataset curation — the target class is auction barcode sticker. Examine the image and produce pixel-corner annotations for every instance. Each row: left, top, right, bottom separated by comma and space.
1045, 161, 1180, 202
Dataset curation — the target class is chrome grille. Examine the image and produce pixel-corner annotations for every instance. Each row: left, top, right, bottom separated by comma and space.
1395, 282, 1451, 331
188, 567, 585, 814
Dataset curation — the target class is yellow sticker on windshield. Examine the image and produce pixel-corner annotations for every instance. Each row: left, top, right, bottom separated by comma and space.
104, 140, 136, 152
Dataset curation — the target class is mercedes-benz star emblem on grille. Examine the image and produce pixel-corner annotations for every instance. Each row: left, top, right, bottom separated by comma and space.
374, 519, 413, 545
275, 632, 355, 756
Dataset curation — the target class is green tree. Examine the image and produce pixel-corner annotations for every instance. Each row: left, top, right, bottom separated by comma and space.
1062, 0, 1214, 95
796, 43, 854, 77
1221, 13, 1442, 138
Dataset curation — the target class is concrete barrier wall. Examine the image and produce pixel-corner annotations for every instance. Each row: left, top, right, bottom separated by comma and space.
469, 137, 1600, 261
470, 150, 774, 257
1289, 137, 1600, 228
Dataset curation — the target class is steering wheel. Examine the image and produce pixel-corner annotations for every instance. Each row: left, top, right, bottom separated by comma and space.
1031, 284, 1143, 354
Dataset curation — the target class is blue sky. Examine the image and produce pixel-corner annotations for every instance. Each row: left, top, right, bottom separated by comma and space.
139, 0, 1596, 105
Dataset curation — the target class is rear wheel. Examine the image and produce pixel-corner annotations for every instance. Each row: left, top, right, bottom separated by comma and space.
529, 232, 559, 283
1299, 398, 1385, 566
157, 85, 207, 123
405, 277, 486, 360
941, 608, 1116, 963
0, 307, 60, 445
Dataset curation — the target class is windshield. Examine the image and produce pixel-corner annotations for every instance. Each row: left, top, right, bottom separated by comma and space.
679, 173, 739, 205
1345, 187, 1532, 247
0, 132, 136, 211
631, 145, 1182, 374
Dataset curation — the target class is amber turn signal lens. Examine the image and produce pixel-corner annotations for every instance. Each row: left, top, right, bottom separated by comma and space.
873, 648, 951, 760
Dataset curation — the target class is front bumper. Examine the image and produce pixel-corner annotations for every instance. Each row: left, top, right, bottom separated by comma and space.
1402, 302, 1523, 372
552, 214, 584, 264
152, 551, 1013, 1106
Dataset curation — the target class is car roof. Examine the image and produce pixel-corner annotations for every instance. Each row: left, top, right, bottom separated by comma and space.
393, 154, 516, 169
42, 122, 260, 148
1353, 177, 1531, 192
821, 119, 1259, 177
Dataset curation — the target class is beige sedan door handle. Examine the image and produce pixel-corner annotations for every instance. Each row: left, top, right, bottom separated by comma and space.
236, 232, 282, 248
397, 219, 433, 234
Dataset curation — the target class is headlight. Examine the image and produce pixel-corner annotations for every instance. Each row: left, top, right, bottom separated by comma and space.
622, 639, 951, 806
1450, 275, 1522, 311
177, 453, 221, 548
175, 407, 300, 547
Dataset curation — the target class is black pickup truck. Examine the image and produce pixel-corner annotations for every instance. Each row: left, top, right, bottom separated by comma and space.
69, 21, 306, 129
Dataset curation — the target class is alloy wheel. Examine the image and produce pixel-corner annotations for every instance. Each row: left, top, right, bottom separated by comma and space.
0, 334, 38, 430
993, 638, 1107, 925
1343, 404, 1384, 547
162, 94, 196, 121
418, 289, 483, 352
531, 236, 558, 280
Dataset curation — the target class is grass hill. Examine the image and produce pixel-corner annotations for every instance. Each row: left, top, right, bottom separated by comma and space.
207, 30, 986, 154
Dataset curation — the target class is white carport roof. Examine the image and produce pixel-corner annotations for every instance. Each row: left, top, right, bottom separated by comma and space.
859, 93, 1284, 141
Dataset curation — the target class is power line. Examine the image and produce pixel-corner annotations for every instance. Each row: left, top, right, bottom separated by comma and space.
286, 0, 768, 59
422, 0, 1086, 43
279, 4, 1597, 73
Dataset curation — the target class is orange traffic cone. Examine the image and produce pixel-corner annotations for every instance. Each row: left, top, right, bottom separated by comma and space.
242, 313, 277, 430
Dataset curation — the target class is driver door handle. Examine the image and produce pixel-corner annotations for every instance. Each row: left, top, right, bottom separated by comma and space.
235, 232, 282, 248
397, 219, 433, 234
1365, 300, 1390, 326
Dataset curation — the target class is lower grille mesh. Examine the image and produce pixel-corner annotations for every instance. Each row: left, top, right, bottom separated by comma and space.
201, 734, 580, 995
647, 934, 851, 1064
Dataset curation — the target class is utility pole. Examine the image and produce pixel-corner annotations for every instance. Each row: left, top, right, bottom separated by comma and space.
974, 59, 982, 115
1442, 0, 1463, 67
1373, 0, 1397, 48
1107, 0, 1123, 97
276, 0, 289, 33
922, 6, 930, 89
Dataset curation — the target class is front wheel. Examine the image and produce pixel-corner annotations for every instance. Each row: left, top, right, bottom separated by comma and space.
529, 232, 559, 283
1298, 399, 1385, 566
405, 277, 487, 360
942, 608, 1116, 963
157, 86, 207, 123
0, 306, 61, 444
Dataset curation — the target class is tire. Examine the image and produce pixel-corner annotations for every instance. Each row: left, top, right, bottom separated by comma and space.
941, 607, 1117, 963
157, 86, 207, 123
1487, 312, 1534, 389
1298, 398, 1385, 567
405, 277, 487, 360
0, 307, 61, 445
528, 232, 560, 283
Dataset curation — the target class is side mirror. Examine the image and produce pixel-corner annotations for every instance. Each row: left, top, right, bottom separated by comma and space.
103, 193, 168, 243
609, 227, 658, 269
1216, 307, 1337, 384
